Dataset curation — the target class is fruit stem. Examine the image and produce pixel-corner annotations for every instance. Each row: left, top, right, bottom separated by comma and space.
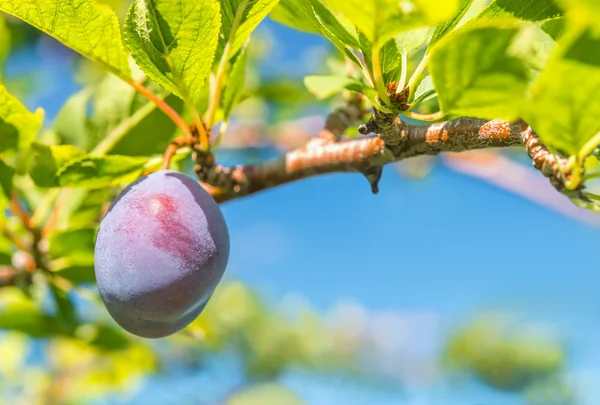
161, 136, 192, 170
128, 80, 192, 138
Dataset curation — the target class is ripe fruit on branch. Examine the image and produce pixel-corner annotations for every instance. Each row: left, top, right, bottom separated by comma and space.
94, 170, 230, 338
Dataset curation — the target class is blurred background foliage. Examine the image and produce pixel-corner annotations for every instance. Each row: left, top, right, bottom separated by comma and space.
0, 0, 593, 404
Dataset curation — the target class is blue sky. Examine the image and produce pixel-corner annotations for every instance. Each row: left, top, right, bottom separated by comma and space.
5, 16, 600, 405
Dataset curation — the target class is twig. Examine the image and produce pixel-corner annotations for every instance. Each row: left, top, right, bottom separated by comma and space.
196, 116, 556, 204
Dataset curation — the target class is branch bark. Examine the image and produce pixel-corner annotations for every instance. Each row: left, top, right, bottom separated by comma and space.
196, 109, 570, 204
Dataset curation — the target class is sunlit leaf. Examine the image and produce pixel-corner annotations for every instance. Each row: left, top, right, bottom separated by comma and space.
124, 0, 221, 105
429, 0, 474, 46
270, 0, 361, 66
476, 0, 563, 21
57, 155, 147, 188
0, 83, 43, 154
429, 19, 529, 120
324, 0, 458, 44
522, 28, 600, 155
396, 27, 433, 54
0, 0, 131, 79
29, 143, 86, 187
222, 48, 248, 120
304, 75, 371, 99
220, 0, 280, 57
412, 75, 437, 105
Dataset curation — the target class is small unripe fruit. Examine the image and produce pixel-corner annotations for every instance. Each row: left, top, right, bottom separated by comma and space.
94, 170, 230, 338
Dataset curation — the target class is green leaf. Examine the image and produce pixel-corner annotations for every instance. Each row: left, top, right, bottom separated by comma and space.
30, 143, 86, 187
55, 266, 96, 284
429, 20, 529, 120
477, 0, 563, 21
0, 159, 14, 199
226, 383, 304, 405
0, 288, 62, 338
396, 27, 434, 54
358, 35, 404, 84
270, 0, 361, 66
220, 0, 281, 57
429, 0, 474, 46
49, 228, 96, 265
0, 15, 10, 75
123, 0, 221, 105
540, 17, 565, 40
49, 283, 78, 332
553, 0, 600, 27
0, 0, 131, 79
108, 93, 184, 156
522, 28, 600, 155
57, 155, 147, 188
222, 49, 248, 120
325, 0, 459, 44
53, 88, 93, 150
412, 75, 437, 105
270, 0, 320, 34
304, 75, 371, 99
0, 83, 43, 154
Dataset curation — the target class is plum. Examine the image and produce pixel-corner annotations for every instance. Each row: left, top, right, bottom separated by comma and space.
94, 170, 230, 338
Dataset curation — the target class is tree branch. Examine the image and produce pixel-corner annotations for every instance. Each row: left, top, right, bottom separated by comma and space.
197, 109, 570, 204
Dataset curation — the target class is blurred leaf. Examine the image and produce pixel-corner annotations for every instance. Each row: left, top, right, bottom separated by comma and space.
553, 0, 600, 27
0, 288, 62, 338
124, 0, 221, 105
412, 75, 436, 104
396, 27, 433, 54
522, 27, 600, 155
476, 0, 563, 21
429, 0, 474, 46
270, 0, 361, 66
106, 94, 184, 156
49, 283, 78, 332
270, 0, 320, 34
219, 0, 280, 57
326, 0, 459, 44
57, 155, 147, 188
226, 383, 304, 405
223, 48, 248, 120
0, 0, 131, 79
541, 17, 565, 40
444, 314, 565, 390
0, 158, 14, 199
49, 228, 96, 265
0, 83, 43, 154
29, 143, 86, 187
54, 266, 96, 284
54, 88, 93, 150
429, 20, 529, 120
304, 75, 370, 99
0, 334, 29, 376
87, 324, 131, 350
0, 14, 9, 74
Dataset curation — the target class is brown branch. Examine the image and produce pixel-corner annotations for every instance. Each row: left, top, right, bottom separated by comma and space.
196, 105, 570, 204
